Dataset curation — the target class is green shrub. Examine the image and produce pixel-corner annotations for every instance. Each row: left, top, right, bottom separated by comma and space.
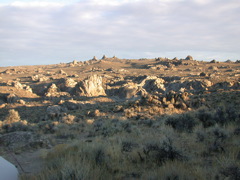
202, 126, 230, 154
213, 106, 240, 126
141, 161, 207, 180
197, 108, 215, 128
31, 142, 111, 180
90, 119, 132, 137
220, 164, 240, 179
143, 136, 184, 165
3, 121, 29, 133
165, 113, 198, 132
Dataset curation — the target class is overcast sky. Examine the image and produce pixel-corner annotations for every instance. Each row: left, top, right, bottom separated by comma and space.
0, 0, 239, 66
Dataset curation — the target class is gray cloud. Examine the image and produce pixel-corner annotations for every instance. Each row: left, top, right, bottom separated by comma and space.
0, 0, 239, 66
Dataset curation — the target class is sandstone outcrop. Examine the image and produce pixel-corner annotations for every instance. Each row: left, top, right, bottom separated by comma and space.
45, 83, 69, 97
75, 75, 106, 97
6, 94, 20, 104
58, 78, 77, 93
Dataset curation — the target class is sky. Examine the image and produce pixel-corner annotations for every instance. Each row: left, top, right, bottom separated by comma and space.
0, 0, 240, 66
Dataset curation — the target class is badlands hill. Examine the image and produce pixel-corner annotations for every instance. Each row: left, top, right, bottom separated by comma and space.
0, 56, 240, 179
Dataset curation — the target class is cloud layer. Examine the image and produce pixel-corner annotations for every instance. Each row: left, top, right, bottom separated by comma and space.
0, 0, 240, 66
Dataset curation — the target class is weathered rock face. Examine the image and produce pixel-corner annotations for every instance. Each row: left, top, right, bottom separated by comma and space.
102, 55, 107, 60
58, 78, 77, 93
25, 85, 33, 93
31, 74, 49, 82
58, 69, 67, 76
141, 76, 166, 93
64, 78, 77, 88
45, 83, 69, 97
73, 60, 78, 65
12, 81, 33, 93
108, 76, 165, 99
165, 80, 207, 93
75, 75, 106, 97
6, 94, 20, 104
31, 75, 40, 81
12, 81, 23, 89
45, 84, 60, 96
202, 80, 212, 87
118, 83, 142, 99
92, 56, 98, 61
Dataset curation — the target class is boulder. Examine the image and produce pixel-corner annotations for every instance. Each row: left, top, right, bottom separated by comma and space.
6, 94, 20, 104
142, 77, 166, 93
39, 76, 49, 82
45, 84, 60, 97
12, 81, 23, 89
46, 105, 63, 119
166, 80, 207, 93
0, 99, 5, 108
58, 69, 67, 75
45, 84, 69, 97
185, 55, 193, 60
118, 84, 140, 99
208, 66, 218, 70
31, 74, 49, 82
31, 74, 39, 81
25, 85, 33, 93
200, 72, 207, 77
202, 80, 212, 87
64, 78, 77, 87
92, 56, 98, 61
102, 55, 107, 60
130, 76, 165, 93
73, 60, 78, 65
75, 75, 106, 97
210, 59, 217, 63
58, 78, 77, 93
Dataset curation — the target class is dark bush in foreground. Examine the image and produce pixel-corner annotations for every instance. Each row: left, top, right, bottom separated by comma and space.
214, 106, 240, 126
197, 108, 215, 128
143, 137, 184, 165
165, 113, 198, 132
220, 164, 240, 180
